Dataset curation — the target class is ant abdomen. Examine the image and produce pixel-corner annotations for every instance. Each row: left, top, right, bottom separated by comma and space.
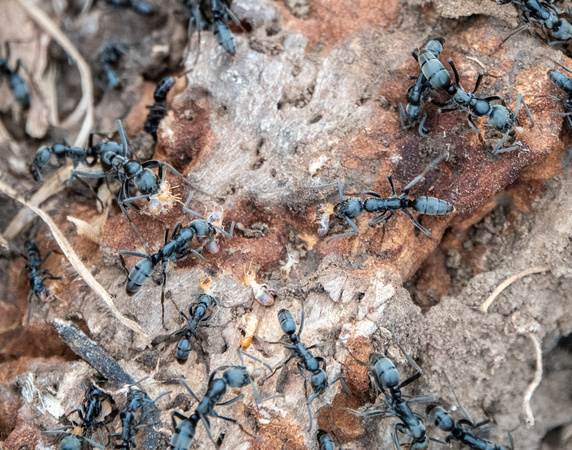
412, 197, 452, 215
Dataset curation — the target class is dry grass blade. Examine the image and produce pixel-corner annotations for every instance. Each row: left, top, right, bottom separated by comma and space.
6, 0, 95, 240
17, 0, 93, 143
480, 266, 552, 313
0, 180, 150, 343
3, 166, 73, 240
523, 333, 543, 428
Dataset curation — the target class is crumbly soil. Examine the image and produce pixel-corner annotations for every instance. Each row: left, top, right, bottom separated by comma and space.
1, 0, 572, 449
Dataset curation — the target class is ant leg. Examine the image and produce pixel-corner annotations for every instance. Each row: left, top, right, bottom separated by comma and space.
115, 119, 129, 156
325, 216, 359, 243
263, 353, 295, 382
499, 23, 530, 48
418, 113, 429, 137
402, 153, 447, 192
298, 298, 306, 336
182, 191, 205, 219
447, 58, 460, 86
198, 413, 221, 449
307, 182, 344, 204
121, 193, 152, 205
438, 107, 459, 113
163, 162, 194, 187
216, 393, 244, 407
492, 130, 515, 154
429, 98, 451, 108
411, 49, 419, 62
361, 190, 381, 198
442, 371, 475, 425
71, 173, 105, 210
209, 411, 259, 444
368, 211, 392, 227
401, 208, 431, 236
514, 93, 535, 127
467, 116, 485, 143
339, 339, 369, 367
386, 173, 397, 196
26, 292, 34, 323
483, 95, 503, 102
160, 260, 176, 330
238, 348, 273, 372
117, 194, 149, 253
171, 410, 188, 429
179, 379, 201, 402
399, 103, 409, 130
394, 423, 408, 450
472, 72, 484, 93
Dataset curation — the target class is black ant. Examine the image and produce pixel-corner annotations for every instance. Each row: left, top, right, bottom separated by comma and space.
71, 119, 193, 242
42, 427, 105, 450
110, 377, 170, 449
170, 349, 279, 449
151, 278, 220, 363
400, 39, 445, 136
98, 44, 126, 90
414, 42, 534, 153
144, 76, 176, 141
308, 155, 451, 241
180, 0, 241, 61
96, 0, 155, 16
317, 429, 340, 450
0, 41, 31, 109
53, 382, 118, 447
498, 0, 572, 48
340, 333, 434, 450
427, 372, 515, 450
119, 192, 234, 328
548, 61, 572, 128
261, 299, 346, 432
30, 131, 125, 182
14, 240, 61, 323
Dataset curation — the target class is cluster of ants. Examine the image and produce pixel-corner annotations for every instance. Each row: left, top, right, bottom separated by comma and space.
5, 0, 572, 449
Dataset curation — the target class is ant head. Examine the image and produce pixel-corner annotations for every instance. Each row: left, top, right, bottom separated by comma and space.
370, 353, 400, 389
427, 405, 455, 432
310, 370, 328, 393
176, 338, 191, 364
278, 309, 297, 335
223, 366, 251, 389
425, 38, 444, 57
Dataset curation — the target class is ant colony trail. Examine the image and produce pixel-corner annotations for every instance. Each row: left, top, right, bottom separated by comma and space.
0, 0, 572, 449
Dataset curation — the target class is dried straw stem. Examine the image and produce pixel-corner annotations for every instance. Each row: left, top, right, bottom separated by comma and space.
480, 266, 551, 313
6, 0, 95, 240
0, 180, 150, 343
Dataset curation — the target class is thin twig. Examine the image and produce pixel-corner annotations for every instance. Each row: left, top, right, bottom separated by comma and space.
523, 333, 542, 428
480, 266, 552, 313
0, 180, 150, 342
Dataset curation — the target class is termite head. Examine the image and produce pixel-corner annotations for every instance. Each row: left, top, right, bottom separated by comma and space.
319, 203, 335, 215
316, 204, 332, 236
244, 269, 257, 287
244, 266, 274, 306
200, 277, 213, 294
239, 312, 258, 348
146, 181, 182, 216
202, 209, 225, 253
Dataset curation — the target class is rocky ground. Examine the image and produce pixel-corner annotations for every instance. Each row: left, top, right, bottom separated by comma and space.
0, 0, 572, 449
